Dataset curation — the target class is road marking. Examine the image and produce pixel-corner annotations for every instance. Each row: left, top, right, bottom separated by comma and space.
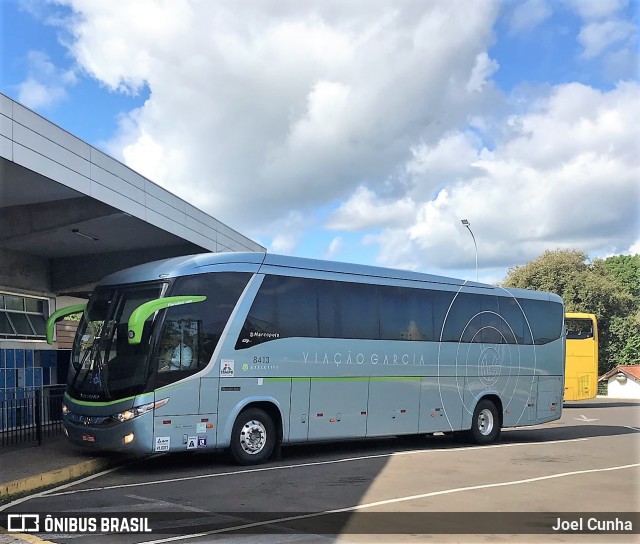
574, 414, 599, 422
138, 462, 640, 544
66, 493, 210, 514
0, 466, 122, 512
43, 437, 588, 498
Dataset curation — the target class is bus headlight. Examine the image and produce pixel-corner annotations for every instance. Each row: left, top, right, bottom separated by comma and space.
113, 398, 169, 423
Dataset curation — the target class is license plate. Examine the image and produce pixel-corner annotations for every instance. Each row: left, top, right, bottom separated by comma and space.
82, 433, 96, 443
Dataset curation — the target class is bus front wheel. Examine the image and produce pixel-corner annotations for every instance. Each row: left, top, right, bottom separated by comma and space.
230, 408, 276, 465
468, 399, 501, 445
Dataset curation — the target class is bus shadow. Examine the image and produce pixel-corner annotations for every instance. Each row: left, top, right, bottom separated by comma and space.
278, 424, 640, 459
110, 424, 639, 539
126, 422, 640, 475
124, 436, 418, 475
124, 448, 234, 474
501, 424, 639, 442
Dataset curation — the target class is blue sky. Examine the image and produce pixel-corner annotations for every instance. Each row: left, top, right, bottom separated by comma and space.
1, 0, 638, 283
1, 1, 149, 143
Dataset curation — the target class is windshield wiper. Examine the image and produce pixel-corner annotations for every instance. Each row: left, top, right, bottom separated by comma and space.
71, 321, 115, 398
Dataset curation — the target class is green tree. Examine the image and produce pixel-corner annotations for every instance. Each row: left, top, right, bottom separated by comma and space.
603, 254, 640, 300
606, 313, 640, 368
601, 254, 640, 367
502, 249, 637, 373
502, 249, 589, 295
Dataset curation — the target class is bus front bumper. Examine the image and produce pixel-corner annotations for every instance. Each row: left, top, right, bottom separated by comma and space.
63, 415, 154, 455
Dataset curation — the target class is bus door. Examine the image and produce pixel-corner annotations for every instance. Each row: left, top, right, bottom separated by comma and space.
152, 317, 205, 452
536, 376, 562, 421
308, 378, 368, 440
288, 378, 310, 442
419, 376, 463, 433
367, 378, 420, 436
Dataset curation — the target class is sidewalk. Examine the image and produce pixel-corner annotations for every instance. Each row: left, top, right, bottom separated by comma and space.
0, 437, 120, 503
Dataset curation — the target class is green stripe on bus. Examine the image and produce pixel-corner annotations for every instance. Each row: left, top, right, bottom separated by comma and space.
156, 382, 189, 394
370, 376, 422, 381
127, 295, 206, 345
64, 392, 138, 407
46, 303, 86, 344
265, 376, 423, 383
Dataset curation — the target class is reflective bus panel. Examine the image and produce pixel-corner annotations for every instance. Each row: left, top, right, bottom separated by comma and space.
564, 313, 598, 401
53, 252, 566, 465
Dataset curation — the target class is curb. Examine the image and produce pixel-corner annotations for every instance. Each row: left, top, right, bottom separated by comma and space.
1, 458, 113, 500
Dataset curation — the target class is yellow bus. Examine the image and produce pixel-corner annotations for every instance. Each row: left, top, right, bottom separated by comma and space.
564, 312, 598, 401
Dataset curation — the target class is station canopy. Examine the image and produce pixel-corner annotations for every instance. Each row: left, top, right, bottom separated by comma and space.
0, 94, 264, 297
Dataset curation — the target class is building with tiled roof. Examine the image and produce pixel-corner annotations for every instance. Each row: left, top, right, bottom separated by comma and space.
598, 365, 640, 399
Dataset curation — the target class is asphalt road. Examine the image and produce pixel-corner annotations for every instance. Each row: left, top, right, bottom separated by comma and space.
2, 398, 639, 544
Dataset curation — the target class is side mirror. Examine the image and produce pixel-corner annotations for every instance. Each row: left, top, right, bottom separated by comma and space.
46, 304, 87, 344
127, 296, 206, 344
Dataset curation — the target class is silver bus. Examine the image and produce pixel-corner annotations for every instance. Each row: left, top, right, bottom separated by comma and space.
48, 252, 565, 465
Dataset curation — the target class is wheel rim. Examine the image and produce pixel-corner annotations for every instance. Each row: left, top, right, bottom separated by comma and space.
239, 419, 267, 455
477, 408, 494, 436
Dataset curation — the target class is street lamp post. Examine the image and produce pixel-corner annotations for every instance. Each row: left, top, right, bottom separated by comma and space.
461, 219, 478, 282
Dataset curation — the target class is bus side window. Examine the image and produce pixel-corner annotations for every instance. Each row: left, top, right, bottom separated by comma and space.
334, 281, 379, 340
520, 299, 564, 345
565, 319, 593, 339
171, 271, 250, 357
157, 319, 199, 372
498, 297, 526, 344
441, 293, 482, 343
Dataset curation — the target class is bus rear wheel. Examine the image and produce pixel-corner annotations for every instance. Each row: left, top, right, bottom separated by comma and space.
468, 399, 501, 445
230, 408, 276, 465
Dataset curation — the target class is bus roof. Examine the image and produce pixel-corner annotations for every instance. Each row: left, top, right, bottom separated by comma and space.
565, 312, 597, 320
98, 251, 561, 302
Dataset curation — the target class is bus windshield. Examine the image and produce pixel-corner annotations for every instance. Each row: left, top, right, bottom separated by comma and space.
69, 284, 165, 401
566, 317, 594, 339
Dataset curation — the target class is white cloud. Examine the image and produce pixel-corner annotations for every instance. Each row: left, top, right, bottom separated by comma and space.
564, 0, 628, 20
270, 233, 299, 255
499, 83, 636, 167
59, 0, 194, 93
506, 0, 552, 35
56, 0, 500, 233
47, 1, 638, 281
327, 186, 416, 231
466, 52, 499, 94
325, 236, 344, 259
578, 19, 636, 59
406, 131, 486, 201
16, 50, 77, 109
18, 78, 66, 109
565, 0, 637, 68
602, 47, 639, 80
376, 82, 640, 273
260, 211, 309, 255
